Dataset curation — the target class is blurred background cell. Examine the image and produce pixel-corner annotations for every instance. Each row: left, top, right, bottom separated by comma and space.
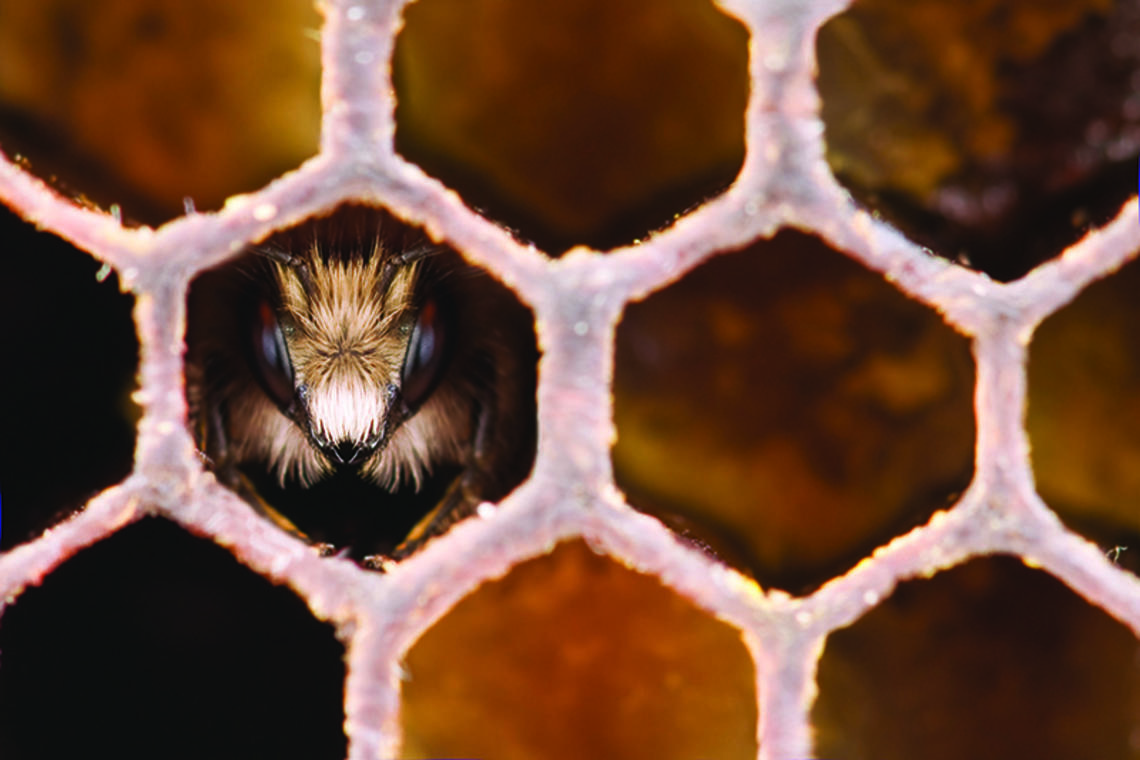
0, 0, 321, 224
817, 0, 1140, 280
614, 232, 976, 593
814, 557, 1140, 760
399, 540, 757, 760
394, 0, 749, 254
1027, 258, 1140, 577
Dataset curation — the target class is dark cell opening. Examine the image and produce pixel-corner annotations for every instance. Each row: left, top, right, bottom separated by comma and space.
0, 203, 137, 551
0, 518, 347, 760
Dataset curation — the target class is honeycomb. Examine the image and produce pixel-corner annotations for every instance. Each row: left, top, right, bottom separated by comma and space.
1, 0, 1139, 758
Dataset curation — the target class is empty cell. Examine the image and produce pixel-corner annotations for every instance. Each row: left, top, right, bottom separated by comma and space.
1028, 257, 1140, 577
0, 518, 347, 760
0, 0, 321, 225
400, 540, 757, 760
613, 231, 976, 593
0, 205, 137, 552
394, 0, 749, 254
814, 556, 1140, 760
816, 0, 1140, 281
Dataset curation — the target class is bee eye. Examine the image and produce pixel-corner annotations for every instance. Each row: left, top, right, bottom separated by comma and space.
401, 298, 447, 410
252, 300, 295, 410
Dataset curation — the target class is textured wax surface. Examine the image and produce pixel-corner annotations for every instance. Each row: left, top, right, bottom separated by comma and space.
0, 0, 1138, 759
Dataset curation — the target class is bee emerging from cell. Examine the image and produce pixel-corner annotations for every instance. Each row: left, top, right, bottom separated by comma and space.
186, 207, 537, 564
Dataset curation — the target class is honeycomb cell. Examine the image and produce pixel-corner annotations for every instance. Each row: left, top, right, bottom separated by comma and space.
0, 205, 137, 552
185, 205, 539, 562
1027, 257, 1140, 577
816, 0, 1140, 281
813, 556, 1140, 760
393, 0, 749, 254
0, 0, 321, 225
399, 540, 757, 760
0, 518, 347, 760
613, 231, 976, 593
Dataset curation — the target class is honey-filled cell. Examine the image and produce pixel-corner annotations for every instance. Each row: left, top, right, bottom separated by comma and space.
613, 231, 975, 593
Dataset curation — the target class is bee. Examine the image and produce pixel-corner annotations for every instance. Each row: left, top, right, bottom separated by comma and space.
186, 208, 537, 564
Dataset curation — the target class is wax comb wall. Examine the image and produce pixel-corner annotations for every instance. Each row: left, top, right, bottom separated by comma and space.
1, 0, 1139, 759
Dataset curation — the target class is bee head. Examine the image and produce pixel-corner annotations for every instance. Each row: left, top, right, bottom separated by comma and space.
246, 239, 456, 486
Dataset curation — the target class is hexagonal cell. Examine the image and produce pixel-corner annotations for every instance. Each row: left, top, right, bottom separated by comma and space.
816, 0, 1140, 281
814, 556, 1140, 760
393, 0, 749, 254
0, 0, 321, 225
613, 231, 976, 593
0, 518, 347, 759
1027, 257, 1140, 576
186, 205, 538, 563
399, 540, 757, 760
0, 204, 137, 552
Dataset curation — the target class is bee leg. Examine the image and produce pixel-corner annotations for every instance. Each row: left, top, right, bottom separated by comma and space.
376, 397, 498, 565
380, 471, 482, 564
202, 400, 333, 553
229, 470, 334, 552
361, 480, 467, 569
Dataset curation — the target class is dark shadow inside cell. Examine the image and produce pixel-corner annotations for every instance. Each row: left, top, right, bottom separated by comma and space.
1028, 256, 1140, 572
0, 0, 321, 225
393, 0, 749, 254
612, 231, 976, 594
0, 517, 347, 760
816, 0, 1140, 281
186, 205, 539, 562
400, 540, 758, 760
813, 556, 1140, 760
0, 203, 137, 551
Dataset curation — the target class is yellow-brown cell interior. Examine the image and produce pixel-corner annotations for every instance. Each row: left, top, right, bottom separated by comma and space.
1028, 258, 1140, 577
814, 556, 1140, 760
613, 232, 976, 593
394, 0, 749, 254
0, 0, 321, 223
816, 0, 1140, 280
400, 540, 757, 760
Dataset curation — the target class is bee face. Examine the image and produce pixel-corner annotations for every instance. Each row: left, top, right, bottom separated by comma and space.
227, 241, 470, 490
252, 250, 444, 464
187, 208, 537, 559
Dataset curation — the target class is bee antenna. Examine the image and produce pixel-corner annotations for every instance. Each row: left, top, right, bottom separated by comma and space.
377, 243, 439, 295
395, 244, 439, 265
258, 245, 315, 298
